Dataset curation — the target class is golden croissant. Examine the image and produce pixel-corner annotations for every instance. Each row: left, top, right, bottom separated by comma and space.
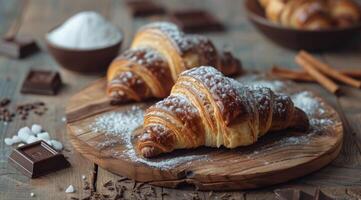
136, 66, 309, 158
107, 22, 241, 103
259, 0, 360, 30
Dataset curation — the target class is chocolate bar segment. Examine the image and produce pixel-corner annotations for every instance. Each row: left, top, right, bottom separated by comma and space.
0, 35, 39, 58
21, 70, 62, 95
169, 9, 225, 33
8, 141, 70, 178
126, 0, 165, 17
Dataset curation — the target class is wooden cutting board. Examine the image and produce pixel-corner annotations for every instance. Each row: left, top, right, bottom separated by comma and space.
66, 77, 343, 191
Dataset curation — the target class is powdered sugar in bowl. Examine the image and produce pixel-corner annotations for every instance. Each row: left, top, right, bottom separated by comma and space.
46, 11, 123, 73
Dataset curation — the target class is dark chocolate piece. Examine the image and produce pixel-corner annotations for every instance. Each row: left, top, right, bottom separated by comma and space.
275, 189, 334, 200
126, 0, 165, 17
0, 35, 39, 58
169, 9, 225, 33
21, 70, 62, 95
8, 141, 70, 178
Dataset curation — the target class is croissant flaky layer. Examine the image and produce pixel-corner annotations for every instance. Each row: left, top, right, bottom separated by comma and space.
107, 22, 242, 103
260, 0, 361, 30
136, 66, 309, 158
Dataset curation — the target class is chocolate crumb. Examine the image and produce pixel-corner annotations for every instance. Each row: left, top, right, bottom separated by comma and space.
103, 180, 113, 188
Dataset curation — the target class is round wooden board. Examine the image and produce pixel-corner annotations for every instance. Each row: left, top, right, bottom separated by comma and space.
66, 76, 343, 191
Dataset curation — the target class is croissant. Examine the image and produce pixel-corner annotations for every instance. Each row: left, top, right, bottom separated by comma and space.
259, 0, 361, 30
136, 66, 309, 158
107, 22, 241, 103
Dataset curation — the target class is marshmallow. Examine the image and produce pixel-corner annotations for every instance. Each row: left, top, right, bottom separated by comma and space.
12, 135, 22, 143
37, 132, 50, 141
26, 135, 40, 144
18, 127, 32, 141
50, 140, 63, 151
31, 124, 42, 134
4, 138, 13, 146
65, 185, 75, 193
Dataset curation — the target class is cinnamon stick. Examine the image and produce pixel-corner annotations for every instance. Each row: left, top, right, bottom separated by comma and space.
295, 55, 340, 94
272, 65, 361, 79
270, 66, 314, 82
299, 51, 361, 88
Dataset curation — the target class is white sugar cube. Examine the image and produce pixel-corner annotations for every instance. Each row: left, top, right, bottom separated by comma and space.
26, 135, 40, 144
37, 132, 50, 141
65, 185, 75, 193
50, 140, 63, 150
11, 135, 22, 144
18, 127, 32, 141
4, 138, 13, 146
31, 124, 42, 134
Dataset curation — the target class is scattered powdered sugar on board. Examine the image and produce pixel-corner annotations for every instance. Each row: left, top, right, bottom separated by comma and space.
90, 105, 206, 169
291, 91, 325, 116
91, 106, 144, 139
113, 148, 205, 169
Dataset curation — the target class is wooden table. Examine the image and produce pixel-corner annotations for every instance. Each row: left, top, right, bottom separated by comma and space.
0, 0, 360, 199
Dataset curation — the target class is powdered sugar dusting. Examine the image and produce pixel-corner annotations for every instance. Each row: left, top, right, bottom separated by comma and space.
90, 105, 206, 169
140, 22, 216, 61
292, 91, 325, 116
91, 106, 144, 137
248, 80, 285, 92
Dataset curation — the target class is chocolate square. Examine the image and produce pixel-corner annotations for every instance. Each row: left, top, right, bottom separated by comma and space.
8, 141, 70, 178
21, 70, 62, 95
126, 0, 165, 17
169, 9, 225, 33
0, 35, 39, 59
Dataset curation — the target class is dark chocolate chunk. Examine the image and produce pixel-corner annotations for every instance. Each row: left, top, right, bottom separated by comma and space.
8, 141, 70, 178
169, 9, 225, 33
21, 70, 62, 95
126, 0, 165, 17
0, 35, 39, 59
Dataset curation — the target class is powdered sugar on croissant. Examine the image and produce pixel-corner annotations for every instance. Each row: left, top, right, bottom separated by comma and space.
107, 22, 241, 103
137, 66, 309, 158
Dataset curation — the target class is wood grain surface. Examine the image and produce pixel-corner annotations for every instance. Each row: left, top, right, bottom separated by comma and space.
1, 0, 361, 199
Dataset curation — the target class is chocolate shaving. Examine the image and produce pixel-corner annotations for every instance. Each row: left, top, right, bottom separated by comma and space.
275, 189, 334, 200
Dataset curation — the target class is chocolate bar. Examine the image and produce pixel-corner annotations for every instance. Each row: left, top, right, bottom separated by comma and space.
126, 0, 165, 17
21, 70, 62, 95
8, 141, 70, 178
169, 9, 225, 33
0, 35, 39, 58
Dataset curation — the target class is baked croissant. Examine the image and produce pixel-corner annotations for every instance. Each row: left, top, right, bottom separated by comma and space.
137, 66, 309, 158
107, 22, 241, 103
259, 0, 361, 30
